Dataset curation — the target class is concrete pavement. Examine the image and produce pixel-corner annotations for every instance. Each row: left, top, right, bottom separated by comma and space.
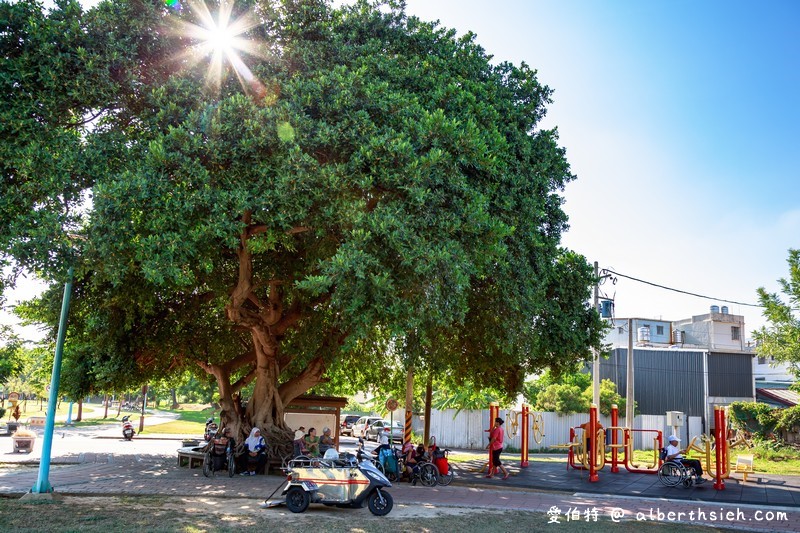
0, 423, 799, 531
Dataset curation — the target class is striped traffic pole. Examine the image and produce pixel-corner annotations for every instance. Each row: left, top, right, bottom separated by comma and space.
521, 404, 530, 467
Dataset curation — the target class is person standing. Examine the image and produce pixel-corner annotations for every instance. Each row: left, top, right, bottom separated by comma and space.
486, 417, 510, 480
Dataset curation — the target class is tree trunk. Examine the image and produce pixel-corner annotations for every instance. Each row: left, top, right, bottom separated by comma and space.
76, 400, 83, 422
220, 221, 331, 458
424, 373, 433, 447
103, 394, 109, 418
170, 388, 179, 410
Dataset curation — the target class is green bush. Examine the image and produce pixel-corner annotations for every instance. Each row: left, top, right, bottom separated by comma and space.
729, 401, 779, 439
0, 407, 5, 419
776, 405, 800, 433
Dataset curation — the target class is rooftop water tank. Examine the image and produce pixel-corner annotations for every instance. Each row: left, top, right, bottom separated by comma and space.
637, 326, 651, 344
721, 306, 729, 314
710, 305, 720, 314
672, 330, 683, 344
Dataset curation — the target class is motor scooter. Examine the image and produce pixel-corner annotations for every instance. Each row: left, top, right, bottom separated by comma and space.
121, 415, 135, 440
278, 451, 394, 515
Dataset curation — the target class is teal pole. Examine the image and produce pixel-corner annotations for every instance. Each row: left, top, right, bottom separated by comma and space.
31, 267, 74, 494
66, 402, 73, 425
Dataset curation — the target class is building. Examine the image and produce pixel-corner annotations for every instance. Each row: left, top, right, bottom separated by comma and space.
671, 305, 746, 352
601, 306, 755, 432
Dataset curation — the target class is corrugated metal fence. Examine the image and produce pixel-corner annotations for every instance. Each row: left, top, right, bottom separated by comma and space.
411, 409, 703, 451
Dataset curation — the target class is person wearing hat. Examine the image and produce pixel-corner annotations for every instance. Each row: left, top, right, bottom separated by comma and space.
292, 426, 307, 457
665, 434, 705, 483
486, 417, 510, 480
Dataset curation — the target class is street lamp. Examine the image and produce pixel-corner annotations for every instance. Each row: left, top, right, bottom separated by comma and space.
27, 266, 74, 496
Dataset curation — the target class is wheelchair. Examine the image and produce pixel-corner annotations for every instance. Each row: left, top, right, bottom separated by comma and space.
657, 448, 701, 488
203, 438, 236, 478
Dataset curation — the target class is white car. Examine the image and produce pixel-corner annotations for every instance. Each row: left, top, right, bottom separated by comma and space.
352, 416, 382, 439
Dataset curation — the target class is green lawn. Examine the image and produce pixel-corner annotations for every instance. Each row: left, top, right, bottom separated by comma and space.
24, 404, 216, 436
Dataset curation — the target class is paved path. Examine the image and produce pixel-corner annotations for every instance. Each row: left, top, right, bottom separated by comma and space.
1, 424, 799, 531
458, 455, 800, 507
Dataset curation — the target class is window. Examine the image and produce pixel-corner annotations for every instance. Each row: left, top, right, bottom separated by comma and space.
731, 326, 740, 341
758, 356, 766, 365
656, 325, 664, 335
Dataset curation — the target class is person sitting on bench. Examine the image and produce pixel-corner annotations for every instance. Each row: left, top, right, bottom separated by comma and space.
319, 427, 335, 456
241, 427, 267, 476
304, 427, 321, 457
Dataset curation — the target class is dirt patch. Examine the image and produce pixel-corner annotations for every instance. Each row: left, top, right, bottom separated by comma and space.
64, 495, 495, 518
0, 494, 737, 532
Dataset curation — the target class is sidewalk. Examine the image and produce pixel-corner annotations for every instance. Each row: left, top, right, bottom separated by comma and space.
458, 454, 800, 507
1, 431, 799, 531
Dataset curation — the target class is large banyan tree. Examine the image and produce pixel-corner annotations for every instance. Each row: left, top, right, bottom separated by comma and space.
1, 0, 605, 441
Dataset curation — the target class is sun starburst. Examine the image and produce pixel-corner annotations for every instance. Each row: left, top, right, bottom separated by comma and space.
172, 0, 267, 97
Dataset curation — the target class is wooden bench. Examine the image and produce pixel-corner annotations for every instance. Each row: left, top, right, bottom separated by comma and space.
27, 417, 46, 428
177, 446, 206, 468
735, 454, 754, 482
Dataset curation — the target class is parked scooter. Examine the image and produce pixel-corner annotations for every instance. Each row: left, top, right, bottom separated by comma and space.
356, 437, 383, 472
280, 451, 393, 515
121, 415, 135, 440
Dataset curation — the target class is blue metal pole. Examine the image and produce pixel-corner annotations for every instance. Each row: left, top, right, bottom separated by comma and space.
65, 402, 74, 425
31, 267, 74, 494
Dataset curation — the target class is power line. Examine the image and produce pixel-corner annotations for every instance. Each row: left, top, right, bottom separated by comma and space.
602, 269, 763, 308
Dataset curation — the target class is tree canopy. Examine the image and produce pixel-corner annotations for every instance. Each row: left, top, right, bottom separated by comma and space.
754, 248, 800, 384
1, 0, 605, 438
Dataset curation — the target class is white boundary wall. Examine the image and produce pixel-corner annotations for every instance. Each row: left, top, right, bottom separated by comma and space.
412, 409, 703, 451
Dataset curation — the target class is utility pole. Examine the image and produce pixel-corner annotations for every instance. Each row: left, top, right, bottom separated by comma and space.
592, 261, 600, 407
626, 318, 634, 425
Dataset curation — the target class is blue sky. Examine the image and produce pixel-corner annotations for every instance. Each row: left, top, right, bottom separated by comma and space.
398, 0, 800, 334
4, 0, 798, 340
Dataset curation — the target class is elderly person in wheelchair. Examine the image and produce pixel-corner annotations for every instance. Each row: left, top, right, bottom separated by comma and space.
658, 435, 705, 487
203, 427, 236, 477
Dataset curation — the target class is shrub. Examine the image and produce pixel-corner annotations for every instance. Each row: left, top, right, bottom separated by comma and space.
729, 401, 779, 439
776, 405, 800, 433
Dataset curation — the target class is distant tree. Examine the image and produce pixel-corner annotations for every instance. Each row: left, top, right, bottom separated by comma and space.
0, 326, 25, 385
535, 383, 590, 415
754, 249, 800, 382
523, 368, 591, 406
581, 378, 627, 416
